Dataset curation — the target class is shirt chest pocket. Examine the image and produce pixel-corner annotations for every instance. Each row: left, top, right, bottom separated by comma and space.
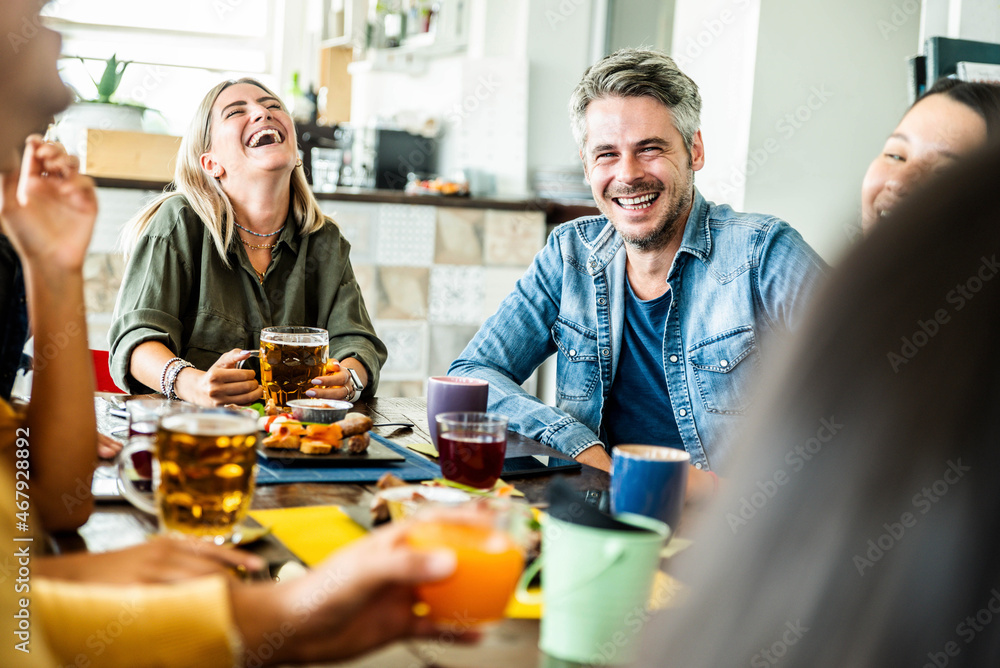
551, 318, 600, 401
184, 310, 253, 366
688, 326, 760, 415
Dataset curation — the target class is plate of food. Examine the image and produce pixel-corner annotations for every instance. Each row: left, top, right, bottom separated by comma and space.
256, 412, 405, 466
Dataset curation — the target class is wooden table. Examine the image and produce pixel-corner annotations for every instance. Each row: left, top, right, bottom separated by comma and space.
61, 395, 610, 668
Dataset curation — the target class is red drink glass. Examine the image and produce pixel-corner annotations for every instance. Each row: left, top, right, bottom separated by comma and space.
435, 412, 508, 489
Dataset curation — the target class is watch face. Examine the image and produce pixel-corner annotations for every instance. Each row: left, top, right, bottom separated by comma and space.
348, 368, 364, 394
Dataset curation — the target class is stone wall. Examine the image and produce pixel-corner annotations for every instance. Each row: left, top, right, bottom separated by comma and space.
84, 188, 546, 397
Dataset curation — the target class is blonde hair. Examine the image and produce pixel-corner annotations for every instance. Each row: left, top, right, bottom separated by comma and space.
121, 77, 326, 262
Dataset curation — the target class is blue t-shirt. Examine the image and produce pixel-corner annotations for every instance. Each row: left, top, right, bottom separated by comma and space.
601, 279, 684, 450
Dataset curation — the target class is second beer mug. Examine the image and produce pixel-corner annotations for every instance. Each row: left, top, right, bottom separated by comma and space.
116, 407, 259, 544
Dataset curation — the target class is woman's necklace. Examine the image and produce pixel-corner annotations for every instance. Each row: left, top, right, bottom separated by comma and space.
235, 221, 285, 237
236, 229, 276, 285
240, 238, 278, 250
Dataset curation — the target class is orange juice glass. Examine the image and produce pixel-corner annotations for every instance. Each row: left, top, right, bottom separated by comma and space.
406, 505, 529, 625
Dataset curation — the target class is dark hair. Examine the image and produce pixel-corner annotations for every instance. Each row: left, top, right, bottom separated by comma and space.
640, 140, 1000, 666
916, 77, 1000, 139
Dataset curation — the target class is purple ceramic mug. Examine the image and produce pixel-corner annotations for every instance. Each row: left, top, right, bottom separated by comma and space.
426, 376, 489, 446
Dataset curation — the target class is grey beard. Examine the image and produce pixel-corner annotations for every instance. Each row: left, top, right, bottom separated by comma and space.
618, 176, 694, 252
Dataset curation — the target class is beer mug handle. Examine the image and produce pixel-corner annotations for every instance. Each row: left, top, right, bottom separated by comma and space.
115, 439, 157, 515
237, 350, 261, 370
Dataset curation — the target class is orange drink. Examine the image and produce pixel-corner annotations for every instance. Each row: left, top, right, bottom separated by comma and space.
407, 520, 525, 625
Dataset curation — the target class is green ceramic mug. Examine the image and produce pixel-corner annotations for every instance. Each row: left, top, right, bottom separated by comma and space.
516, 512, 669, 665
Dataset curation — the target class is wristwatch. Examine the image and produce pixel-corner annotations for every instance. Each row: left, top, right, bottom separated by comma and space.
345, 367, 365, 402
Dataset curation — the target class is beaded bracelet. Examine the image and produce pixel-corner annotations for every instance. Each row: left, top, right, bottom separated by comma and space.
164, 359, 194, 401
160, 357, 185, 396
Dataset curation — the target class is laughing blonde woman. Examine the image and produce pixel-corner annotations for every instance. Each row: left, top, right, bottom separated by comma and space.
109, 78, 385, 406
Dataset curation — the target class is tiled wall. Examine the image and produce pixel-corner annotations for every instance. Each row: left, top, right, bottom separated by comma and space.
84, 188, 546, 398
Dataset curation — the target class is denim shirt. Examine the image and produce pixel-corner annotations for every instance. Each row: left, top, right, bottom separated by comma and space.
449, 190, 827, 471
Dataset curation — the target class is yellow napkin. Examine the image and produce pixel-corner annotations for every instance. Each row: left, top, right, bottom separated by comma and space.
248, 505, 367, 566
661, 537, 694, 559
505, 570, 681, 619
406, 441, 440, 458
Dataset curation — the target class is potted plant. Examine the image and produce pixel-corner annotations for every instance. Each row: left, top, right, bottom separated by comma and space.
55, 54, 148, 155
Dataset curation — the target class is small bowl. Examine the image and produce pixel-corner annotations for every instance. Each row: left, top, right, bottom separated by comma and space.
287, 399, 353, 423
376, 485, 473, 521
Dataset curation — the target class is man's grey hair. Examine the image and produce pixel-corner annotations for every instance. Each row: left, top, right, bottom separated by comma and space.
570, 48, 702, 155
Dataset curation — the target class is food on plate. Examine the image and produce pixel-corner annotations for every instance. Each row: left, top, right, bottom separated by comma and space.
300, 439, 333, 455
370, 483, 474, 524
339, 412, 373, 436
259, 411, 373, 455
405, 176, 469, 196
345, 432, 370, 454
260, 431, 299, 450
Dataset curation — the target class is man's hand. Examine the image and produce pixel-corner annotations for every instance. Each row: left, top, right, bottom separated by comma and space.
36, 536, 266, 584
175, 349, 263, 406
685, 465, 719, 505
0, 135, 97, 274
575, 443, 613, 473
97, 432, 123, 459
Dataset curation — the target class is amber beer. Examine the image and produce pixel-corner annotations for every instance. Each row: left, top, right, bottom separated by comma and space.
259, 327, 329, 406
154, 411, 258, 543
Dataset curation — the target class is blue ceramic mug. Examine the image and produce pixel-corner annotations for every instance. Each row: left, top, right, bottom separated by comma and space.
610, 445, 690, 534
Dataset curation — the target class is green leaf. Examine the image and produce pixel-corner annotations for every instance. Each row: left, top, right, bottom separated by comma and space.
95, 54, 130, 103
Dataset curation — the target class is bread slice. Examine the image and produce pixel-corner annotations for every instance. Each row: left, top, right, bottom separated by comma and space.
262, 432, 300, 450
299, 439, 333, 455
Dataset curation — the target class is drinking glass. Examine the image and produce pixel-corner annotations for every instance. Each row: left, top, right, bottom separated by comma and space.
117, 407, 259, 545
406, 499, 531, 626
253, 326, 329, 406
435, 412, 508, 489
426, 376, 489, 446
123, 398, 189, 482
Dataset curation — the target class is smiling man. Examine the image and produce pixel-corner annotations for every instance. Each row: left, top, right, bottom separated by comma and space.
450, 49, 827, 500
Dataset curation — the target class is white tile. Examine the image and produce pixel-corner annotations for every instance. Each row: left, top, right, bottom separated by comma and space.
320, 200, 377, 263
375, 204, 436, 266
92, 188, 160, 254
428, 266, 485, 325
374, 320, 428, 381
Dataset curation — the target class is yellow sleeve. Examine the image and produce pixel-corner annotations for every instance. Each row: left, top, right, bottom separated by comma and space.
1, 398, 239, 667
32, 575, 239, 668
